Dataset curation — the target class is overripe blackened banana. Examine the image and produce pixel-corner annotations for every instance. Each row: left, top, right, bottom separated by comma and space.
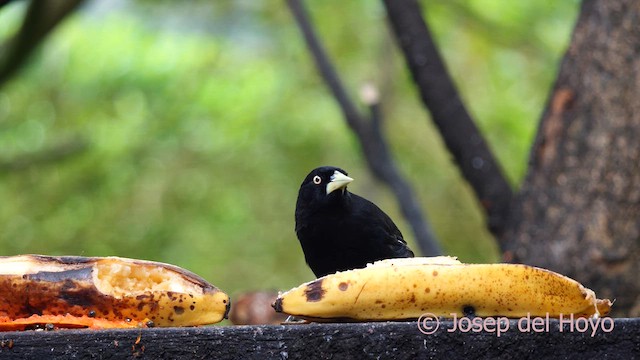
274, 257, 612, 321
0, 255, 230, 329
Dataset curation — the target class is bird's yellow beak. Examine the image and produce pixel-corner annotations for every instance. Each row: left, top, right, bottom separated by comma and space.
326, 170, 354, 195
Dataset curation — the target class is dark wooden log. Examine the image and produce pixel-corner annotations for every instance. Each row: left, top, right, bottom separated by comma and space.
0, 319, 637, 359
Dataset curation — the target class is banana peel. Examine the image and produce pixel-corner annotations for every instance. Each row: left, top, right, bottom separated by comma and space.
0, 255, 230, 330
274, 257, 612, 321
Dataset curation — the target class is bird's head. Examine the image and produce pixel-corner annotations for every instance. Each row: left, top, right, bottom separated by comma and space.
297, 166, 354, 209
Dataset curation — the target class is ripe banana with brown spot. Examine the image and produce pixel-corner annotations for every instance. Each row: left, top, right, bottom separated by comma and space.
274, 257, 612, 321
0, 255, 230, 329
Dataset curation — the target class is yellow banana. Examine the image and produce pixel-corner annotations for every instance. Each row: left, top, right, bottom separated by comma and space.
0, 255, 230, 329
274, 257, 612, 321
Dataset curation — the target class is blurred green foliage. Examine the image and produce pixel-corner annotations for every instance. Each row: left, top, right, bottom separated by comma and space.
0, 1, 579, 297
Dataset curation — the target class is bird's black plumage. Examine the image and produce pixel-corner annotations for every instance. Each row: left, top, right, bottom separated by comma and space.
295, 166, 414, 277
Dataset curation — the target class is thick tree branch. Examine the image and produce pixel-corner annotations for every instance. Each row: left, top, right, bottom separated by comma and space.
0, 0, 85, 89
286, 0, 441, 256
382, 0, 513, 238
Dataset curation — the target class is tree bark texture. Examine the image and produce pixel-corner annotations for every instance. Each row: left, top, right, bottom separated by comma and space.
502, 0, 640, 316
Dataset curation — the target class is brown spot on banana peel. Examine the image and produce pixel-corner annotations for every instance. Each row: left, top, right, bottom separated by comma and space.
304, 279, 325, 302
173, 306, 185, 315
463, 305, 476, 316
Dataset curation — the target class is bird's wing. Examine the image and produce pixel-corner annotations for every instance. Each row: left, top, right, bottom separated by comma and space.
350, 193, 414, 258
381, 214, 414, 257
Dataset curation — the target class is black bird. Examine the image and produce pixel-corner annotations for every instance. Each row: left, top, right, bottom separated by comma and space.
295, 166, 414, 277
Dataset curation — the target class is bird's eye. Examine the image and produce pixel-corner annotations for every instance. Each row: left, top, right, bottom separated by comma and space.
313, 175, 322, 184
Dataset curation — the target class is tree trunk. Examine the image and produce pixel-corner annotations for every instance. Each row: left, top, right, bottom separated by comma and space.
502, 0, 640, 317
